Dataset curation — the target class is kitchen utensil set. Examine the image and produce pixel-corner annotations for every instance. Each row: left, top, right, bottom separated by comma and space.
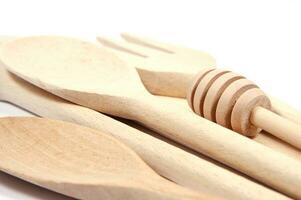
0, 54, 289, 200
0, 35, 300, 199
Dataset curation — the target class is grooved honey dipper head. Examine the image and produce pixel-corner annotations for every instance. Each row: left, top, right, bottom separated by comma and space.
187, 69, 271, 137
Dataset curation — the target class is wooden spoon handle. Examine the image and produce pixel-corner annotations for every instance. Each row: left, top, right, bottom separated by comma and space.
0, 70, 290, 200
132, 96, 301, 199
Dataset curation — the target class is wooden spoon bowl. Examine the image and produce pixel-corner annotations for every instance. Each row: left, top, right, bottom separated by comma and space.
0, 117, 204, 200
0, 36, 148, 118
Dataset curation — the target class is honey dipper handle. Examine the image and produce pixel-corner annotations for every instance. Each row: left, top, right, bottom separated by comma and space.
133, 96, 301, 199
251, 106, 301, 150
271, 97, 301, 125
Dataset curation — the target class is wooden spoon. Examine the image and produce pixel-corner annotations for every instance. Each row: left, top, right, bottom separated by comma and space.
1, 36, 301, 198
0, 56, 288, 200
0, 117, 206, 200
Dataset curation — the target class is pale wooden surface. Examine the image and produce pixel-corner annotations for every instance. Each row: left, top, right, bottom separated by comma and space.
1, 36, 301, 198
0, 38, 290, 200
97, 33, 301, 159
187, 68, 301, 150
255, 131, 301, 162
99, 35, 301, 148
152, 96, 301, 161
97, 33, 301, 129
271, 97, 301, 125
0, 117, 206, 200
187, 69, 271, 137
158, 96, 301, 163
97, 34, 216, 98
251, 107, 301, 150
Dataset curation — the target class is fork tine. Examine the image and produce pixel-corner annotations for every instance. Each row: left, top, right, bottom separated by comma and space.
121, 33, 175, 54
97, 37, 148, 58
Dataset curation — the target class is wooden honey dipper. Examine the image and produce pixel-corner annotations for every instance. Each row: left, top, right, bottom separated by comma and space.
187, 68, 301, 149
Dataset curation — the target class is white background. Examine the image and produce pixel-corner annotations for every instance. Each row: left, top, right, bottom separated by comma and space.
0, 0, 301, 199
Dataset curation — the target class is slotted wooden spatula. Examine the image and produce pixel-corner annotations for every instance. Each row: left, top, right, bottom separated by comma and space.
2, 36, 301, 199
0, 117, 206, 200
97, 33, 216, 97
97, 33, 301, 124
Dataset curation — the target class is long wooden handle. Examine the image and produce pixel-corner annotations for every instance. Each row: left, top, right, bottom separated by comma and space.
132, 96, 301, 199
159, 94, 301, 162
255, 131, 301, 161
252, 106, 301, 150
271, 97, 301, 125
0, 68, 291, 199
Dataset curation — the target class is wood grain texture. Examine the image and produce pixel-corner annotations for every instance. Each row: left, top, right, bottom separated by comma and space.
0, 117, 205, 200
97, 34, 216, 97
251, 106, 301, 150
0, 38, 289, 200
270, 97, 301, 125
255, 131, 301, 162
187, 68, 301, 150
158, 97, 301, 162
1, 36, 301, 198
97, 33, 301, 130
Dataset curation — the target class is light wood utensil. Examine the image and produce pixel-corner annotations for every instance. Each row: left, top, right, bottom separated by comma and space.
97, 33, 301, 127
98, 34, 301, 154
1, 36, 301, 198
0, 117, 206, 200
97, 34, 301, 159
159, 96, 301, 162
97, 34, 216, 97
255, 131, 301, 162
270, 97, 301, 125
0, 58, 288, 200
187, 68, 301, 150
